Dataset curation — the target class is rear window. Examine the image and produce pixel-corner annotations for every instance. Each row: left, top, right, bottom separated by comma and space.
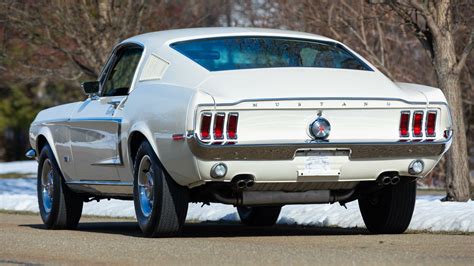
170, 36, 371, 72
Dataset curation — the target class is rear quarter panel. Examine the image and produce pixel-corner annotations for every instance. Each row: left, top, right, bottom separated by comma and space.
122, 83, 213, 186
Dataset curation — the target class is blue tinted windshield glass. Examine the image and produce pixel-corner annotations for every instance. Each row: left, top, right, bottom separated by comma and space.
171, 37, 371, 71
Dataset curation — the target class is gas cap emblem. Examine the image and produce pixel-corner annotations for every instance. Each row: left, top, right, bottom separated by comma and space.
310, 117, 331, 140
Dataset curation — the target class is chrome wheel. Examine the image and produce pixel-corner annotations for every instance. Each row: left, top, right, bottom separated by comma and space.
138, 155, 154, 218
40, 159, 54, 214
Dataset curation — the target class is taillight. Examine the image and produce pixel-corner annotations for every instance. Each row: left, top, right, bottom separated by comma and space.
200, 113, 212, 139
426, 111, 437, 137
412, 111, 424, 137
399, 111, 410, 137
227, 113, 238, 139
213, 113, 225, 139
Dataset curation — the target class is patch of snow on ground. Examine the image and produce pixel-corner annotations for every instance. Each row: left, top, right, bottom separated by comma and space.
1, 178, 473, 232
0, 161, 38, 175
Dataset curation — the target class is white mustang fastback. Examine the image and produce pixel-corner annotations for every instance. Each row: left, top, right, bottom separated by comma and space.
27, 28, 452, 237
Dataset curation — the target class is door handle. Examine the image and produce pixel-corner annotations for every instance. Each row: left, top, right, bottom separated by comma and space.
107, 100, 122, 109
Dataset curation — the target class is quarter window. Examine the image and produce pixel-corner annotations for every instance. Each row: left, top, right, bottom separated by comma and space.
102, 46, 143, 97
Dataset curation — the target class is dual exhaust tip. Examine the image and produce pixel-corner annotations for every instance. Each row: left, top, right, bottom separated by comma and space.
379, 175, 401, 186
232, 175, 255, 190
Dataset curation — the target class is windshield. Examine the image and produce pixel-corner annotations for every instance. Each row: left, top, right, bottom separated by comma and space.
171, 36, 371, 72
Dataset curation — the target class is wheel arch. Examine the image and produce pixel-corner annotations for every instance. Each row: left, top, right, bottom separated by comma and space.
35, 127, 63, 173
128, 124, 161, 168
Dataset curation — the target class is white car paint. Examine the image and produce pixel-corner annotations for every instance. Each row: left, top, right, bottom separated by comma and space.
28, 27, 452, 197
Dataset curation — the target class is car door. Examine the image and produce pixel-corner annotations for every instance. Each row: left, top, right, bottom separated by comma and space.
69, 44, 143, 182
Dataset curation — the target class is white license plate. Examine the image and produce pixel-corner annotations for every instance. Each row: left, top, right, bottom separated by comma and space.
297, 155, 346, 177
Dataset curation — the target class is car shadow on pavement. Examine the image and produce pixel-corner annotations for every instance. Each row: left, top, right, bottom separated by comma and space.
22, 221, 369, 238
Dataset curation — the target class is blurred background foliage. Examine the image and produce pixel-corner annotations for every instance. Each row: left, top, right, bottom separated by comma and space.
0, 0, 472, 191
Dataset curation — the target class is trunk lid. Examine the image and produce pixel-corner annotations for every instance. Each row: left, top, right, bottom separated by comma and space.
199, 68, 426, 104
195, 68, 439, 144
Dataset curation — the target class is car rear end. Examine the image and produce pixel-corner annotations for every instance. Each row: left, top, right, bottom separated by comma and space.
171, 34, 451, 202
190, 97, 451, 186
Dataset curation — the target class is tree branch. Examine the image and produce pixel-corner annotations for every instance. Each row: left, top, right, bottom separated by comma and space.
388, 2, 435, 60
408, 0, 441, 37
454, 29, 474, 74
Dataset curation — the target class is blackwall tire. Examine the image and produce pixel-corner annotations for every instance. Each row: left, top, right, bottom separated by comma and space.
237, 206, 282, 226
133, 141, 189, 237
37, 144, 83, 229
358, 181, 416, 234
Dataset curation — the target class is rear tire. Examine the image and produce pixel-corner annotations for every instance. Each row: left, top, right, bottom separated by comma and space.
133, 141, 189, 237
37, 144, 83, 229
237, 206, 282, 226
358, 181, 416, 234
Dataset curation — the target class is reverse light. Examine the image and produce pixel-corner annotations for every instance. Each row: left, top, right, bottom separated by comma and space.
408, 160, 424, 175
213, 113, 225, 139
426, 111, 437, 137
399, 111, 410, 137
211, 163, 227, 178
200, 113, 212, 140
412, 111, 424, 137
227, 113, 239, 139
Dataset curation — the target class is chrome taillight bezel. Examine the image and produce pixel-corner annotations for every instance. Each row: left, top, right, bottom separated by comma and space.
213, 112, 226, 140
425, 110, 437, 137
200, 112, 212, 140
399, 111, 411, 138
226, 112, 239, 140
412, 110, 424, 138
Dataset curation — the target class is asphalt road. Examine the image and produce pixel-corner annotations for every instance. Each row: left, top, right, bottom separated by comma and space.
0, 212, 473, 265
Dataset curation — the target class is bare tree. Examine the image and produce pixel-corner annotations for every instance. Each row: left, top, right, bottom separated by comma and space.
373, 0, 473, 201
0, 0, 227, 80
275, 0, 437, 83
0, 0, 228, 161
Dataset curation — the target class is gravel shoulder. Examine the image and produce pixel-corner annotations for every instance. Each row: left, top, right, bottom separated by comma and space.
1, 212, 473, 265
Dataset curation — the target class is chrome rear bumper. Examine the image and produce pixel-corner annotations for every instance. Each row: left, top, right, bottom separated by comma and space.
187, 135, 451, 161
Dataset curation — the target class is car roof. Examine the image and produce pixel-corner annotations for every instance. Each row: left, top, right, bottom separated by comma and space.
122, 27, 337, 49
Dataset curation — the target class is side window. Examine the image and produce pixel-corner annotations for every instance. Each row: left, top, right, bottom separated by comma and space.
102, 46, 143, 97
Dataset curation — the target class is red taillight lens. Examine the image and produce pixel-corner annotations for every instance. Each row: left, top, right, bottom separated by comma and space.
200, 113, 212, 139
426, 111, 437, 137
412, 111, 424, 137
213, 113, 225, 139
399, 112, 410, 137
227, 113, 238, 139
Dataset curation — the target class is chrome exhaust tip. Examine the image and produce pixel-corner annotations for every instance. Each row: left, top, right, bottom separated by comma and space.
381, 176, 392, 186
236, 180, 247, 189
391, 176, 400, 185
246, 180, 255, 188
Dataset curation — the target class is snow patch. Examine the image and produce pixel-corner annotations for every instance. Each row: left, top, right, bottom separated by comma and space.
1, 178, 473, 232
0, 161, 38, 175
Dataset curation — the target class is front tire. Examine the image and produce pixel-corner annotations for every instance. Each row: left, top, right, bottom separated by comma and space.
133, 141, 189, 237
358, 181, 416, 234
37, 144, 83, 229
237, 206, 282, 226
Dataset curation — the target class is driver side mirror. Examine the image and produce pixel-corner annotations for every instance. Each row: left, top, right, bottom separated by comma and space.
81, 81, 99, 96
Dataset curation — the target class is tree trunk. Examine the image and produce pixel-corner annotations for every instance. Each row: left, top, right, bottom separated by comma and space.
433, 34, 471, 201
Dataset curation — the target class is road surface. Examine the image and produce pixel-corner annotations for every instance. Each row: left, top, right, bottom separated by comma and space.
0, 212, 472, 265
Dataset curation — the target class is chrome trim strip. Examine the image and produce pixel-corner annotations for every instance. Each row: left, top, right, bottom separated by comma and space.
196, 97, 449, 107
33, 117, 123, 125
34, 117, 125, 166
187, 134, 451, 161
68, 117, 123, 123
66, 180, 132, 186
